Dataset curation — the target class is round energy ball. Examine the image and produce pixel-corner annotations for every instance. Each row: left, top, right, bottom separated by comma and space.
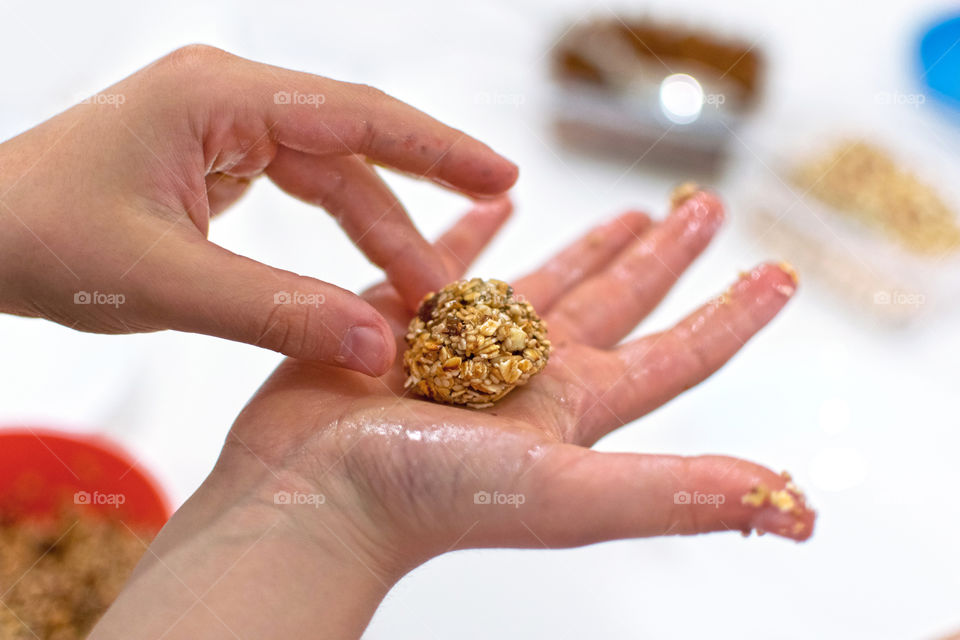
403, 278, 551, 408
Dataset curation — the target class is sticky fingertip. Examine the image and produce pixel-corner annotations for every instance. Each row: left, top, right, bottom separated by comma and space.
740, 472, 816, 542
763, 261, 800, 298
732, 263, 798, 299
777, 260, 800, 285
673, 189, 726, 230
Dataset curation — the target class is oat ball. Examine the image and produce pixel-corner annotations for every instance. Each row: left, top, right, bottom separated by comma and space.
403, 278, 551, 408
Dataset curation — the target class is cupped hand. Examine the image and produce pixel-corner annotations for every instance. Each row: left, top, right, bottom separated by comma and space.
0, 44, 517, 374
221, 190, 815, 581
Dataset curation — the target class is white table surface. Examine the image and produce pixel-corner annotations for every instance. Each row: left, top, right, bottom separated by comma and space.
2, 0, 959, 638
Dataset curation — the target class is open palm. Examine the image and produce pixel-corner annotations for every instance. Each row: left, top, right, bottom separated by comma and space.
224, 192, 814, 577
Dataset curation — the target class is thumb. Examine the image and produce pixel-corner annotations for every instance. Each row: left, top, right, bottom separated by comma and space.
139, 237, 395, 374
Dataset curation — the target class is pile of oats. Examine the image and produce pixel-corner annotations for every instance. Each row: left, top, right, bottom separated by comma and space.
0, 512, 152, 639
403, 278, 551, 408
792, 140, 960, 255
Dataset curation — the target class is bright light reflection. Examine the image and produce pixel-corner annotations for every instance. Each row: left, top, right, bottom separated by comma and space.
659, 73, 704, 124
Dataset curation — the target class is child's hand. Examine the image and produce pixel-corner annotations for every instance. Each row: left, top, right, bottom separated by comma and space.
0, 45, 517, 374
235, 190, 813, 554
93, 192, 814, 639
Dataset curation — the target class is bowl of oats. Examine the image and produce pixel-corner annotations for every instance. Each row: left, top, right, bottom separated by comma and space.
0, 428, 170, 639
732, 117, 960, 324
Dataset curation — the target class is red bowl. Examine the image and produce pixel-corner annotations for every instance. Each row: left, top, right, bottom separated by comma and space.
0, 428, 171, 531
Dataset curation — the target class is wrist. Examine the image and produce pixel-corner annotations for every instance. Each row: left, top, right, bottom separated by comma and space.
94, 452, 397, 639
0, 159, 22, 315
0, 137, 56, 319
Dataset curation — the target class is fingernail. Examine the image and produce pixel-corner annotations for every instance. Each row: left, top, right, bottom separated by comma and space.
339, 325, 387, 373
778, 260, 800, 285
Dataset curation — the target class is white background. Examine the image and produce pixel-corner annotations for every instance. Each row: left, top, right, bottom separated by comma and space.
1, 1, 959, 638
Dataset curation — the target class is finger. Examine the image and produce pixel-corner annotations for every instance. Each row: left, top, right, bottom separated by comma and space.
512, 211, 651, 312
139, 234, 396, 375
362, 198, 513, 335
266, 149, 449, 308
432, 196, 513, 280
218, 51, 519, 195
547, 191, 725, 348
508, 446, 815, 546
206, 173, 253, 218
580, 262, 797, 441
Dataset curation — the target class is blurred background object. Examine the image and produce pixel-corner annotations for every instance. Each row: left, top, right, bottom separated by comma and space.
551, 17, 764, 174
732, 117, 960, 325
0, 429, 169, 639
2, 0, 960, 638
919, 12, 960, 113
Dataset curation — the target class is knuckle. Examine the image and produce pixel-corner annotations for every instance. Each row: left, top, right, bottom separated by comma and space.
670, 501, 701, 535
349, 82, 388, 102
151, 45, 235, 89
680, 336, 712, 373
357, 116, 378, 156
135, 44, 236, 122
258, 297, 327, 359
160, 44, 231, 70
660, 330, 711, 381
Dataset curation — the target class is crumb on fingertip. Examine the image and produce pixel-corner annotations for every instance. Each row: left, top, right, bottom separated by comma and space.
741, 473, 809, 517
670, 181, 700, 209
777, 261, 800, 285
